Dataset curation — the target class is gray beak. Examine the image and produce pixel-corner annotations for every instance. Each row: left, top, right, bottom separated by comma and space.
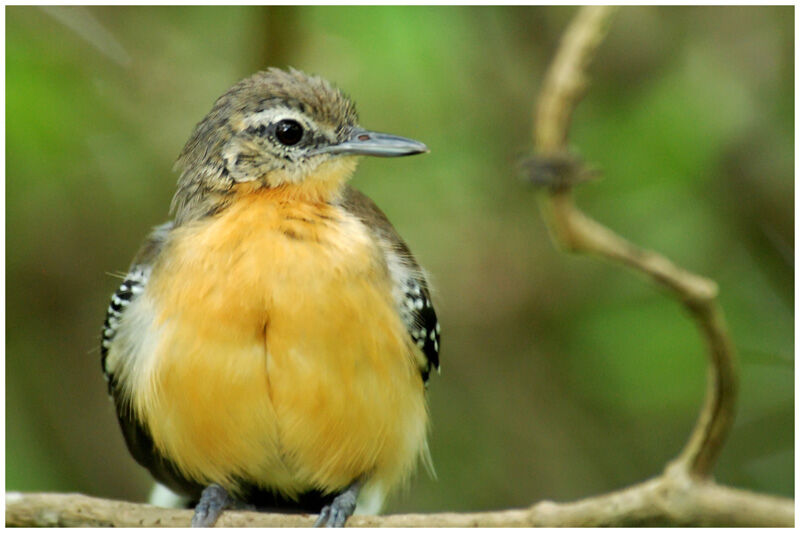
319, 128, 429, 157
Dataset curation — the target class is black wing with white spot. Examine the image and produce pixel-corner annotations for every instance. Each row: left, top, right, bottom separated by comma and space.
101, 221, 172, 391
399, 276, 440, 382
101, 266, 149, 386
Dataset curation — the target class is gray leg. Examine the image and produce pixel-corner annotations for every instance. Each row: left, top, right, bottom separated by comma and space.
314, 481, 361, 528
192, 484, 231, 527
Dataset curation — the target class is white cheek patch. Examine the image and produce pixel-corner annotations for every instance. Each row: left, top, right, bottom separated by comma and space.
221, 138, 261, 182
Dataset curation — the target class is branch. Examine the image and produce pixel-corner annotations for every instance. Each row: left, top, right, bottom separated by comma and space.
6, 7, 791, 528
525, 3, 790, 527
531, 4, 738, 481
6, 481, 793, 528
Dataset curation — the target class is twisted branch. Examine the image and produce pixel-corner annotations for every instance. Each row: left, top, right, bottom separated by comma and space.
532, 4, 737, 481
5, 6, 791, 527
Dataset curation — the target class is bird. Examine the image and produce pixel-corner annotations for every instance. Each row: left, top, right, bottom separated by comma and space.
100, 67, 439, 527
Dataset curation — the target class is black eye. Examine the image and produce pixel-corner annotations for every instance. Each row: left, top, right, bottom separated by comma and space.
275, 119, 303, 146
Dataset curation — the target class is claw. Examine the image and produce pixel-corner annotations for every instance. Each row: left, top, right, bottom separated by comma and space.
192, 484, 231, 527
313, 481, 361, 527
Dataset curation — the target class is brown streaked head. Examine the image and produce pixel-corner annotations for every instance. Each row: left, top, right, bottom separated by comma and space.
171, 68, 427, 223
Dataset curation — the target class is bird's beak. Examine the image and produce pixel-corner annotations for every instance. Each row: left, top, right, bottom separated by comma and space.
319, 128, 429, 157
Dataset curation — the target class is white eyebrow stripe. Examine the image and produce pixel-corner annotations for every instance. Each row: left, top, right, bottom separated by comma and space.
242, 108, 310, 129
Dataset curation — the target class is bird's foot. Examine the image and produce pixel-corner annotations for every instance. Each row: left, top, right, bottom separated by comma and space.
192, 484, 231, 527
314, 481, 361, 527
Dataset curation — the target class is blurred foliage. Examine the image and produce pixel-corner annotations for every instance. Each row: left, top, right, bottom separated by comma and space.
6, 6, 793, 513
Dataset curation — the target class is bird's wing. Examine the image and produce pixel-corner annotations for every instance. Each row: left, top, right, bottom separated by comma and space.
101, 221, 173, 390
395, 269, 440, 382
339, 186, 440, 382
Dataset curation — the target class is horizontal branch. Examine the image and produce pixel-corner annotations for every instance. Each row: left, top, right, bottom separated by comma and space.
6, 475, 793, 528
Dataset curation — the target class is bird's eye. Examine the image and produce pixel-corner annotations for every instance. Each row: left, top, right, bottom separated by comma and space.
275, 119, 304, 146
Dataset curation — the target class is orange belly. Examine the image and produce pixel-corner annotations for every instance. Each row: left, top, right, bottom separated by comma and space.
132, 191, 428, 500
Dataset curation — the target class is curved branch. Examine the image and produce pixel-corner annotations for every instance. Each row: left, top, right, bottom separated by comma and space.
533, 6, 617, 153
531, 5, 737, 479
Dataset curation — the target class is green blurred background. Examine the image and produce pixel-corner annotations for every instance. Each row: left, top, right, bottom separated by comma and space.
6, 6, 793, 513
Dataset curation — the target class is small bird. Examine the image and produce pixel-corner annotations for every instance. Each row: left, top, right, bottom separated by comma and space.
100, 68, 439, 527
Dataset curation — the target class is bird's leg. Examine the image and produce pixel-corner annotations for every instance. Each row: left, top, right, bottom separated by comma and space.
314, 480, 362, 528
191, 483, 231, 527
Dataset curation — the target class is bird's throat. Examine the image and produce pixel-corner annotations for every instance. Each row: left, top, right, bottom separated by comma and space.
241, 156, 360, 204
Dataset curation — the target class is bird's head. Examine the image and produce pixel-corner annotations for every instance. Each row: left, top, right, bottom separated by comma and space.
172, 68, 427, 221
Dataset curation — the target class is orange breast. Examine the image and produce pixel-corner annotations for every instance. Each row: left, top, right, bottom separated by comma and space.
135, 190, 428, 499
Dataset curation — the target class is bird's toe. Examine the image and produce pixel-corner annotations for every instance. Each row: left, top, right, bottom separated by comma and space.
191, 484, 230, 527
